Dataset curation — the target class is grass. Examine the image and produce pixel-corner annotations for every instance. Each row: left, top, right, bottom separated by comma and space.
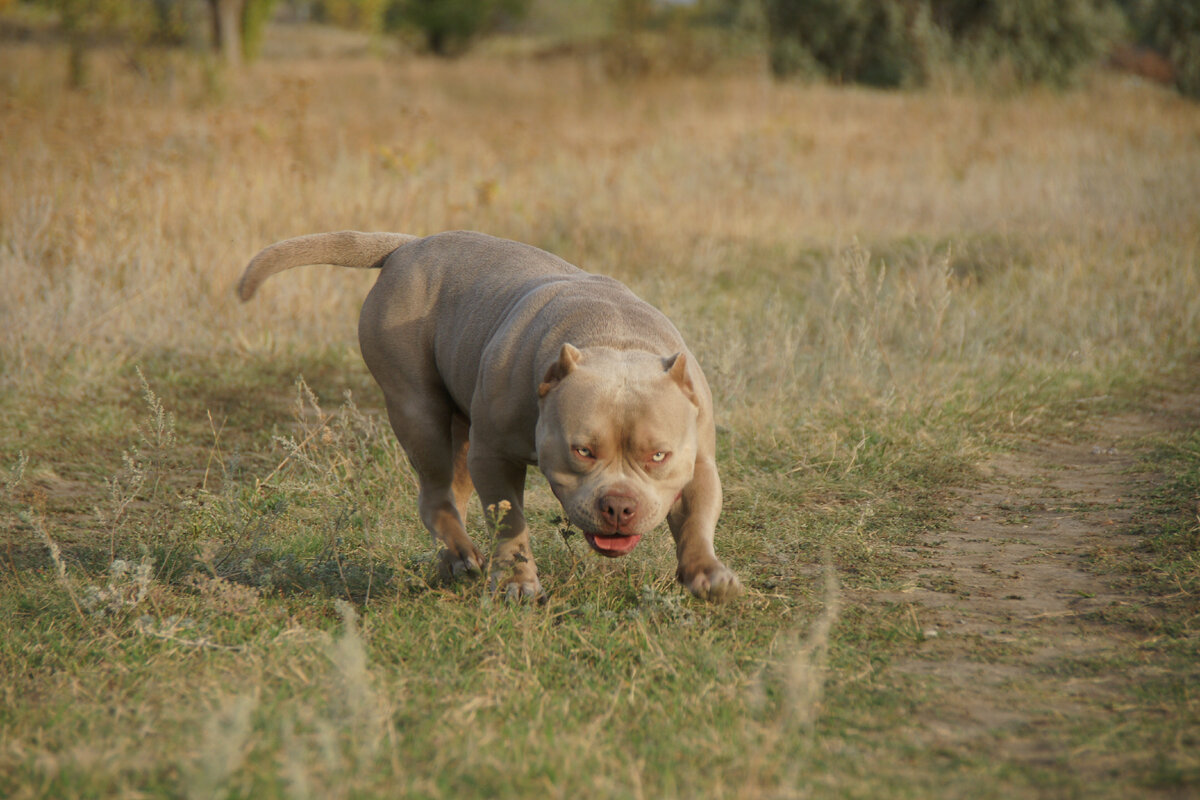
2, 23, 1200, 799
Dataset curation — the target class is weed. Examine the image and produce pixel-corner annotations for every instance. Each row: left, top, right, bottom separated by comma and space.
780, 559, 842, 731
81, 557, 155, 617
4, 451, 28, 492
185, 692, 258, 800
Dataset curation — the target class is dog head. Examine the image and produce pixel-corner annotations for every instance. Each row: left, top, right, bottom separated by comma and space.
535, 344, 699, 557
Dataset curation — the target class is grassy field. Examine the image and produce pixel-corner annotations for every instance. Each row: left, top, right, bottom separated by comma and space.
2, 27, 1199, 798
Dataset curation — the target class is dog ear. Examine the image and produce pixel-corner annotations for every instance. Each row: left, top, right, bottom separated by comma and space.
664, 352, 699, 407
538, 343, 582, 398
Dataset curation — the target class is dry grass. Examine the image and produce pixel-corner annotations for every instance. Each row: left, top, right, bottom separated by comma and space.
2, 28, 1200, 800
3, 40, 1197, 415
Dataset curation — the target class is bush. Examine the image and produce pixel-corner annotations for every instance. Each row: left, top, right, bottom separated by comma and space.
388, 0, 527, 56
933, 0, 1123, 87
764, 0, 1122, 88
1136, 0, 1200, 98
763, 0, 928, 87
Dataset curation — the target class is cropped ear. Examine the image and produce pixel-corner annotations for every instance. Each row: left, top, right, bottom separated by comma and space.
538, 343, 583, 398
664, 352, 699, 407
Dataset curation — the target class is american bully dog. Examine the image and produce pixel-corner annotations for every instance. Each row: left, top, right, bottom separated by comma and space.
238, 231, 741, 601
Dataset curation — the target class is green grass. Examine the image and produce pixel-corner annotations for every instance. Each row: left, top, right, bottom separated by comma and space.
3, 345, 1197, 798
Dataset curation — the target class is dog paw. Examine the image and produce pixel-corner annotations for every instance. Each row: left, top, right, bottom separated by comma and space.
437, 544, 484, 581
679, 560, 743, 602
489, 568, 544, 603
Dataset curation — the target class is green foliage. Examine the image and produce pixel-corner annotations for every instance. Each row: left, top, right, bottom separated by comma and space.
241, 0, 279, 61
147, 0, 195, 45
41, 0, 209, 46
1136, 0, 1200, 98
933, 0, 1124, 86
389, 0, 529, 56
47, 0, 158, 86
32, 0, 262, 81
764, 0, 1123, 88
763, 0, 927, 86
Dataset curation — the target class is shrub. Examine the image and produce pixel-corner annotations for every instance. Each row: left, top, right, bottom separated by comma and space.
388, 0, 528, 56
763, 0, 927, 87
932, 0, 1124, 87
764, 0, 1122, 88
1136, 0, 1200, 98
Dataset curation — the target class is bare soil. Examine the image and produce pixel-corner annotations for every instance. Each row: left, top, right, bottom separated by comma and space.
871, 390, 1199, 780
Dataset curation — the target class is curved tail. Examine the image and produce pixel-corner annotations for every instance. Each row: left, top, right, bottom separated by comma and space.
237, 231, 419, 301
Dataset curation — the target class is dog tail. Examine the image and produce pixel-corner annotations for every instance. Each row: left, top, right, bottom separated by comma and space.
237, 231, 419, 301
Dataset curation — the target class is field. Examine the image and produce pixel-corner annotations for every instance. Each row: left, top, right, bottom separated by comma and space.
2, 26, 1200, 798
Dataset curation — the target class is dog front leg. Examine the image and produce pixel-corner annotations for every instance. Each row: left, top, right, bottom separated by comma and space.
668, 457, 742, 601
469, 453, 543, 601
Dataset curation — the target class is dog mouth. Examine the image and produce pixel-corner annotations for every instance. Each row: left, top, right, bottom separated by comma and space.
583, 532, 642, 557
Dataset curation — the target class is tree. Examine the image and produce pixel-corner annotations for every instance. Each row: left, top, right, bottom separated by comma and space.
48, 0, 152, 87
208, 0, 243, 66
391, 0, 528, 56
208, 0, 277, 67
37, 0, 275, 86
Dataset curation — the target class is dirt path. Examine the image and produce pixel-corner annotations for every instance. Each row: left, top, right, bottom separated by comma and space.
873, 391, 1197, 776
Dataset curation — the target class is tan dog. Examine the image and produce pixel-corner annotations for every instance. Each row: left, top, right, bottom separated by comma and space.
238, 231, 741, 601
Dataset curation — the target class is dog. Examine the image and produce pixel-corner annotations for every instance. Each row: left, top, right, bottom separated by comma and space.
238, 231, 741, 601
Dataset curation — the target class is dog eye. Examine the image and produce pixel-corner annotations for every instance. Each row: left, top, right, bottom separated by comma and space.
649, 451, 669, 463
573, 447, 594, 459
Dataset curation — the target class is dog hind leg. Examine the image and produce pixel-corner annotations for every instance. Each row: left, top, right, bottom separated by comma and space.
382, 396, 484, 580
450, 413, 475, 530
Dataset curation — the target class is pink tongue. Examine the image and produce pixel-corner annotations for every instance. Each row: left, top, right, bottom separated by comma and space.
591, 534, 641, 554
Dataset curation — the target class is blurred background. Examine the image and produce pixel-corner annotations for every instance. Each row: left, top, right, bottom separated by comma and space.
1, 0, 1196, 96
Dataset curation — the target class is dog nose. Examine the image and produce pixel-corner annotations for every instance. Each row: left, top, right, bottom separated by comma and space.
598, 493, 638, 529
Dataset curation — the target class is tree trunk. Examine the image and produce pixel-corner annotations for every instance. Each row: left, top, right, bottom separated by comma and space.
60, 0, 89, 89
208, 0, 245, 68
